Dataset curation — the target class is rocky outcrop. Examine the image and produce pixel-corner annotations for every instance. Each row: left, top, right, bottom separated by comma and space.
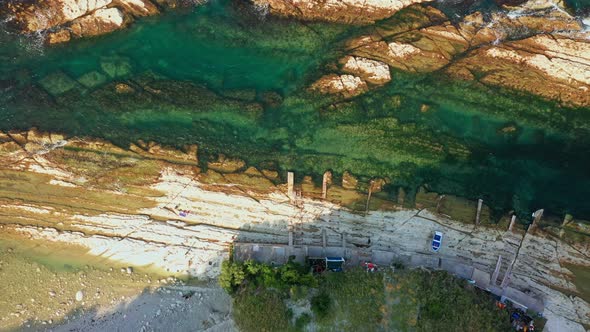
310, 74, 369, 98
251, 0, 432, 24
311, 2, 590, 106
5, 0, 115, 32
450, 35, 590, 106
340, 56, 391, 85
69, 7, 126, 37
311, 56, 391, 98
2, 0, 162, 44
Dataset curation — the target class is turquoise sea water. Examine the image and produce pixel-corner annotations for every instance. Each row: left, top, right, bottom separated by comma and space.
1, 0, 590, 220
565, 0, 590, 13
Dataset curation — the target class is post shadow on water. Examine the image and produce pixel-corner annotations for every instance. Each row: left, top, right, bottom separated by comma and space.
1, 0, 590, 220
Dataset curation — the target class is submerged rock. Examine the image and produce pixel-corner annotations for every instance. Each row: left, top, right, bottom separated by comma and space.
100, 56, 133, 78
115, 83, 135, 94
38, 71, 78, 96
77, 71, 108, 89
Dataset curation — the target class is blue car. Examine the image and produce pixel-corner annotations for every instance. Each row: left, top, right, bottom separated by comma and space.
432, 231, 443, 252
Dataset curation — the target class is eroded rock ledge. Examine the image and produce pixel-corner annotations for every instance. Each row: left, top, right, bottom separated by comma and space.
2, 0, 182, 44
0, 128, 589, 330
310, 1, 590, 107
252, 0, 431, 24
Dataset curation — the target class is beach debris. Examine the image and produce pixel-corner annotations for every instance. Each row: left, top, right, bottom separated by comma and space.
75, 290, 84, 302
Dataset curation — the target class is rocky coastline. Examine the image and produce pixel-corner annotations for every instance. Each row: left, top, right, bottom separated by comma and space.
2, 0, 181, 44
311, 1, 590, 107
1, 128, 589, 330
2, 0, 589, 105
2, 0, 590, 329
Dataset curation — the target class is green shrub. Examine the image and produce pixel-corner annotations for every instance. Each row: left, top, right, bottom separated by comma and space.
219, 260, 246, 293
311, 291, 332, 319
294, 313, 312, 331
413, 270, 512, 331
221, 259, 316, 292
219, 260, 234, 292
244, 259, 263, 275
289, 285, 309, 301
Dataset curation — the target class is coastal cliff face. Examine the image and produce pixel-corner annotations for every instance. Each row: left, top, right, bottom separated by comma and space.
1, 129, 589, 330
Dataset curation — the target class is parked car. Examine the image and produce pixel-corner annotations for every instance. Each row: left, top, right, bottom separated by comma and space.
432, 231, 443, 252
326, 257, 345, 272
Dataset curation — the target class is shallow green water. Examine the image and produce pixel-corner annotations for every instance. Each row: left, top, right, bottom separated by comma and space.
1, 1, 590, 220
565, 0, 590, 13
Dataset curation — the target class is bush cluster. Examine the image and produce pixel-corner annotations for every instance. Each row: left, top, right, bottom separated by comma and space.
219, 259, 317, 293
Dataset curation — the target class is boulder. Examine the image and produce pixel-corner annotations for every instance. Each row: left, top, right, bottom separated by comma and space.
340, 56, 391, 85
69, 8, 126, 38
311, 74, 368, 98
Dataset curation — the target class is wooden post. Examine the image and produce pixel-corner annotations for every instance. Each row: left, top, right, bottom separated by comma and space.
287, 172, 294, 199
508, 215, 516, 232
322, 171, 331, 199
322, 227, 327, 248
475, 199, 483, 225
562, 214, 573, 227
491, 255, 502, 285
436, 195, 445, 213
500, 263, 513, 288
288, 225, 293, 247
341, 233, 346, 249
365, 181, 373, 214
529, 209, 544, 234
397, 187, 405, 206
